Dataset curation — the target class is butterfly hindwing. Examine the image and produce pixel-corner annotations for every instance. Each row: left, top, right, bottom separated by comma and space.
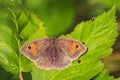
35, 42, 71, 70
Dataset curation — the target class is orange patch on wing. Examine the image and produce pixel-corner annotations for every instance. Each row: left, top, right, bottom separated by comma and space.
29, 44, 37, 54
70, 42, 77, 53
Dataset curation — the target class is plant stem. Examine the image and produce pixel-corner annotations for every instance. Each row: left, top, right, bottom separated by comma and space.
19, 72, 23, 80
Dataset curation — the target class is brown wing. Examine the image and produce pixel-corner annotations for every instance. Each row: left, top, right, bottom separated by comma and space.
35, 42, 71, 70
20, 38, 51, 62
53, 46, 72, 70
20, 38, 71, 70
57, 38, 87, 60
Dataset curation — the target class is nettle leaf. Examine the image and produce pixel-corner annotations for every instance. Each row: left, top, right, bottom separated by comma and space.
31, 60, 103, 80
94, 70, 114, 80
0, 8, 18, 34
0, 8, 47, 75
0, 24, 19, 74
32, 66, 58, 80
19, 12, 47, 43
18, 10, 47, 72
31, 6, 118, 80
67, 6, 118, 61
51, 61, 103, 80
0, 5, 119, 80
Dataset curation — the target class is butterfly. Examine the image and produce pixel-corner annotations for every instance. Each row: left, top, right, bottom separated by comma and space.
20, 38, 87, 70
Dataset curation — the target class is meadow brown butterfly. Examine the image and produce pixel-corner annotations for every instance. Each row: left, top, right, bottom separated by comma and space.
20, 38, 87, 70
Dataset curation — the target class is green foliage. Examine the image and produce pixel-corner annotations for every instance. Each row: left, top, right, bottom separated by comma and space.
66, 6, 118, 62
97, 0, 120, 9
0, 66, 11, 80
94, 70, 114, 80
19, 12, 47, 42
25, 0, 75, 37
0, 2, 119, 80
19, 11, 47, 72
30, 6, 118, 80
51, 61, 103, 80
0, 24, 19, 74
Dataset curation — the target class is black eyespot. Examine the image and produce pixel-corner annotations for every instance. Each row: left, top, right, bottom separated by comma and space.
76, 44, 79, 48
28, 46, 31, 49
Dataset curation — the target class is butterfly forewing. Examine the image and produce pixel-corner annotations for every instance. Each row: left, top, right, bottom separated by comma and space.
57, 38, 87, 60
20, 38, 51, 61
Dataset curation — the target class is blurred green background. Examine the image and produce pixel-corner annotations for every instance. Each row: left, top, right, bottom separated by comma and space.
0, 0, 120, 79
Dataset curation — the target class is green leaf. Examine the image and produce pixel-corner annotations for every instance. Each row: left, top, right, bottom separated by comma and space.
0, 8, 18, 34
32, 66, 58, 80
31, 6, 118, 80
51, 61, 103, 80
0, 4, 119, 80
19, 11, 47, 72
19, 12, 47, 43
66, 6, 118, 61
0, 8, 47, 75
94, 70, 114, 80
0, 24, 19, 74
31, 61, 103, 80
